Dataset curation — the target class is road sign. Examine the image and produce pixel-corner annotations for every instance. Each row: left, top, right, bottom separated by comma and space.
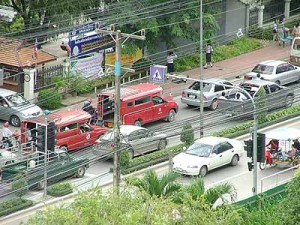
149, 65, 167, 84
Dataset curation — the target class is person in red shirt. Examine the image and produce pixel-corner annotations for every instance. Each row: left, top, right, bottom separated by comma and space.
266, 139, 279, 153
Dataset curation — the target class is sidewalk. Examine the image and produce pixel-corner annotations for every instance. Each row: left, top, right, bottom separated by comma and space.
61, 41, 291, 107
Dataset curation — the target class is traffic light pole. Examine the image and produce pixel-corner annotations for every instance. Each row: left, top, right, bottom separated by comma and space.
96, 26, 145, 194
43, 120, 48, 200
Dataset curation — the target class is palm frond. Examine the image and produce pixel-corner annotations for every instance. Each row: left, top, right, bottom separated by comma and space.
204, 182, 237, 206
184, 178, 205, 200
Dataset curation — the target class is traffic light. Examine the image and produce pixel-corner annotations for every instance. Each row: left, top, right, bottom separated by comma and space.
244, 139, 253, 158
47, 122, 56, 152
257, 133, 266, 163
35, 125, 46, 152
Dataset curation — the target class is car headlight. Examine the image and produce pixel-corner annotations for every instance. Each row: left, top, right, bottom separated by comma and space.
187, 165, 199, 169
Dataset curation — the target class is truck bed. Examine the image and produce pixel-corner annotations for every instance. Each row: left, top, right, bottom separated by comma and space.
218, 96, 254, 117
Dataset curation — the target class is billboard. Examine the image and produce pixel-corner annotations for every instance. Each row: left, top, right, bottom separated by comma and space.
70, 53, 104, 79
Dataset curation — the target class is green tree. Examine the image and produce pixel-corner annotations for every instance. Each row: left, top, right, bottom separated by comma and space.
255, 86, 267, 123
175, 178, 237, 207
125, 170, 182, 198
180, 122, 194, 147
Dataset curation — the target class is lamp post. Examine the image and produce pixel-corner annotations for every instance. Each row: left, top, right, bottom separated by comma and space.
199, 0, 204, 138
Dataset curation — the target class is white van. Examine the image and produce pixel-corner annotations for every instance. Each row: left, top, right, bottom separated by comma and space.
290, 37, 300, 66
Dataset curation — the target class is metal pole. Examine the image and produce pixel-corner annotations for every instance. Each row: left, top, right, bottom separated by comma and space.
113, 30, 122, 194
253, 110, 258, 195
43, 119, 48, 200
199, 0, 204, 138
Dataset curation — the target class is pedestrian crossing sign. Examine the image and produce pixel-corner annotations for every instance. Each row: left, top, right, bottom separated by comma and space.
149, 65, 167, 84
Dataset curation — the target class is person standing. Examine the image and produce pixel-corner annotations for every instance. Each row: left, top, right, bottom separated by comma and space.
2, 122, 13, 148
272, 20, 278, 41
166, 51, 177, 74
204, 41, 213, 69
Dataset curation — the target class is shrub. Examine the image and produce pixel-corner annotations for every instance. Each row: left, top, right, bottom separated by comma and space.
38, 88, 62, 109
180, 122, 194, 147
120, 150, 130, 168
11, 174, 28, 198
0, 198, 33, 217
47, 182, 73, 197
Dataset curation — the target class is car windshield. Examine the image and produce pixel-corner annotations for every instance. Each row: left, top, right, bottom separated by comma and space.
6, 93, 28, 106
252, 64, 274, 75
184, 142, 212, 157
189, 82, 212, 92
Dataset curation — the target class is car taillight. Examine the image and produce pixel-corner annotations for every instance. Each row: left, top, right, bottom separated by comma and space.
244, 76, 251, 80
182, 91, 186, 97
110, 143, 115, 148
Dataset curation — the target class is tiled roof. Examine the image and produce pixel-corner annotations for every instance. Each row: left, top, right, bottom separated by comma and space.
0, 37, 57, 68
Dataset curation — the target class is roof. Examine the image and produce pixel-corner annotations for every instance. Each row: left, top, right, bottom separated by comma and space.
0, 88, 17, 97
120, 125, 145, 136
241, 79, 275, 86
195, 136, 230, 145
100, 83, 162, 101
0, 37, 57, 68
258, 60, 285, 67
23, 109, 91, 125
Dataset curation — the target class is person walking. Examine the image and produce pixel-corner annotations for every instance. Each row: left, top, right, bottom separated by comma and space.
2, 122, 13, 148
272, 20, 278, 41
204, 41, 213, 69
166, 51, 177, 74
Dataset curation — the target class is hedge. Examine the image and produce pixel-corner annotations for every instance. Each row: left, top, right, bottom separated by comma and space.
175, 37, 262, 72
47, 182, 73, 197
0, 198, 33, 217
122, 105, 300, 175
37, 88, 62, 110
121, 144, 184, 175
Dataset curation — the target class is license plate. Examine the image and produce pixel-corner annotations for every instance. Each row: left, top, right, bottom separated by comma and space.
189, 94, 196, 99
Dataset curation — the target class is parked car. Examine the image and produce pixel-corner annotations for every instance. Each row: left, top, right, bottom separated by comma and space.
94, 125, 168, 159
244, 60, 300, 85
172, 136, 244, 177
0, 88, 43, 127
181, 78, 234, 110
217, 80, 294, 117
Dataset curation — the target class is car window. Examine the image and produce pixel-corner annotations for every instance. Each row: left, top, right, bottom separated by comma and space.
152, 96, 164, 105
269, 84, 281, 93
6, 93, 28, 106
214, 84, 225, 92
185, 142, 212, 157
60, 123, 78, 132
263, 85, 270, 94
276, 64, 288, 74
137, 129, 150, 139
0, 97, 8, 107
219, 142, 233, 153
222, 81, 233, 89
286, 63, 295, 71
80, 123, 91, 133
189, 82, 212, 92
128, 131, 140, 141
135, 97, 151, 106
252, 64, 274, 75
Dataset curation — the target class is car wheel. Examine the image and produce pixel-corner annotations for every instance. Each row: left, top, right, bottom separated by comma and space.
166, 109, 176, 122
134, 120, 142, 127
37, 179, 46, 190
209, 99, 218, 111
275, 80, 280, 85
199, 166, 208, 177
10, 115, 21, 127
285, 95, 294, 108
259, 160, 267, 170
59, 146, 68, 152
75, 166, 86, 178
158, 139, 167, 150
230, 154, 239, 166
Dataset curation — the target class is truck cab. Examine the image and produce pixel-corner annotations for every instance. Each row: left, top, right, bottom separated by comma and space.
21, 110, 107, 152
97, 83, 179, 127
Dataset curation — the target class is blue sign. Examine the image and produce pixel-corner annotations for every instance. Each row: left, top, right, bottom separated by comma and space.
149, 65, 167, 84
69, 34, 115, 58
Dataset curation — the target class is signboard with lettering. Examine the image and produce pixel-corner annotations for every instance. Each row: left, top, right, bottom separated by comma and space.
70, 53, 104, 78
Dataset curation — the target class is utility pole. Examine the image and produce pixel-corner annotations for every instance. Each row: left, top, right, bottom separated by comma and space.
199, 0, 204, 138
43, 119, 48, 200
96, 25, 145, 194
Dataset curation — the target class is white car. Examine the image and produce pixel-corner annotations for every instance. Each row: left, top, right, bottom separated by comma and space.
244, 60, 300, 85
173, 136, 244, 177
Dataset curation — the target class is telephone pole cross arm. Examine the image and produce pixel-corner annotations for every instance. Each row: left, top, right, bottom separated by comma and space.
96, 25, 145, 194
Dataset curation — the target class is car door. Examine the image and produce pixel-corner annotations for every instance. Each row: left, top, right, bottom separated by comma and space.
275, 63, 290, 85
128, 129, 153, 156
152, 96, 167, 121
267, 84, 287, 109
213, 84, 225, 99
0, 96, 11, 121
209, 143, 224, 169
285, 63, 300, 83
218, 141, 235, 165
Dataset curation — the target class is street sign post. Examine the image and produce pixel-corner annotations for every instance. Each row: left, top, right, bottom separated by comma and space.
149, 65, 167, 84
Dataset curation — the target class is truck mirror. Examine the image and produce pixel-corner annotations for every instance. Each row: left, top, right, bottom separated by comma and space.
29, 160, 36, 168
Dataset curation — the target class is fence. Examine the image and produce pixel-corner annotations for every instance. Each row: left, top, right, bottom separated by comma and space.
35, 65, 64, 91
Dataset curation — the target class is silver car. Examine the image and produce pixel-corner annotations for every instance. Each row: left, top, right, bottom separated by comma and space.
94, 125, 168, 159
0, 88, 43, 127
181, 78, 234, 110
244, 60, 300, 85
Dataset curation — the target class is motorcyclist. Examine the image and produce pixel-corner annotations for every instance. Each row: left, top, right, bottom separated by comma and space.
82, 100, 97, 124
2, 122, 13, 148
